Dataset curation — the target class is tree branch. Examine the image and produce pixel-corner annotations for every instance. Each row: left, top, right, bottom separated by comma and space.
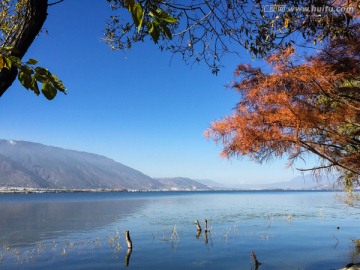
0, 0, 48, 97
48, 0, 65, 7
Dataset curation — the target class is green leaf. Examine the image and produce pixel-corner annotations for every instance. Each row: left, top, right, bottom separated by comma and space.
31, 77, 40, 96
137, 10, 144, 33
124, 0, 135, 11
8, 55, 21, 67
18, 71, 25, 85
148, 7, 159, 18
157, 9, 177, 24
11, 56, 65, 99
3, 56, 12, 69
149, 8, 177, 24
163, 26, 172, 40
52, 75, 66, 93
131, 3, 143, 28
20, 65, 34, 75
0, 46, 14, 52
18, 71, 32, 90
35, 67, 50, 76
42, 82, 57, 100
148, 21, 160, 43
26, 58, 38, 65
34, 73, 47, 83
0, 55, 5, 69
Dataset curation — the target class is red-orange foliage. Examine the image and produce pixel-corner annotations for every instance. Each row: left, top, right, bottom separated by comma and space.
206, 27, 360, 183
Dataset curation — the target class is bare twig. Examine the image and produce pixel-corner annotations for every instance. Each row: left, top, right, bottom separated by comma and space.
48, 0, 65, 7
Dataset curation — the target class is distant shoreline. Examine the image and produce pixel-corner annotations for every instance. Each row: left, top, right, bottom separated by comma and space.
0, 187, 128, 194
0, 187, 343, 194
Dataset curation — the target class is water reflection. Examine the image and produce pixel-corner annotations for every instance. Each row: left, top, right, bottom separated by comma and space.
124, 248, 132, 267
0, 194, 146, 247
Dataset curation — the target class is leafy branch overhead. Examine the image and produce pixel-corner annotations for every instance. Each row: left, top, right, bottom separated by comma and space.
1, 0, 358, 96
107, 0, 178, 46
0, 0, 66, 99
105, 0, 359, 74
0, 47, 66, 100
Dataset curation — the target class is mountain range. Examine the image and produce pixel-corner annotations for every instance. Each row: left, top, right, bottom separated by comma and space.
0, 139, 213, 191
0, 139, 341, 192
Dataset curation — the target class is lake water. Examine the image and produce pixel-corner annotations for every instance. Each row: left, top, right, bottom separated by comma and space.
0, 191, 359, 269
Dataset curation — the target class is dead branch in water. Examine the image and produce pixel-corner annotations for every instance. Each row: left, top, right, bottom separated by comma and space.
250, 251, 262, 270
204, 219, 209, 233
195, 220, 202, 232
125, 231, 132, 249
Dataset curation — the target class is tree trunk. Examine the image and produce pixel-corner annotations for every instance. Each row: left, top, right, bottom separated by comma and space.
0, 0, 48, 97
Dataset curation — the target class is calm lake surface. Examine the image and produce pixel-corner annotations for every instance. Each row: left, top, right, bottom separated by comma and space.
0, 191, 359, 269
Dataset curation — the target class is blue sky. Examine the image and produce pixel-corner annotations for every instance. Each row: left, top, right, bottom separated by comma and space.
0, 1, 309, 185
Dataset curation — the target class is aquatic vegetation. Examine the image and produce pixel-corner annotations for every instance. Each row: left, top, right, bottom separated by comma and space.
94, 238, 101, 247
286, 214, 294, 222
107, 229, 122, 253
352, 239, 360, 253
64, 240, 75, 249
172, 225, 179, 241
115, 242, 121, 253
224, 227, 232, 243
162, 225, 179, 242
51, 241, 57, 252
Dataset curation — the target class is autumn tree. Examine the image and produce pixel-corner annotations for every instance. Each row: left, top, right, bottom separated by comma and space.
206, 26, 360, 185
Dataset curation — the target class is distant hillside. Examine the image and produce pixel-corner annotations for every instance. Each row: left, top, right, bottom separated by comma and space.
0, 140, 163, 190
229, 175, 341, 190
156, 177, 211, 190
263, 175, 340, 190
196, 179, 228, 188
